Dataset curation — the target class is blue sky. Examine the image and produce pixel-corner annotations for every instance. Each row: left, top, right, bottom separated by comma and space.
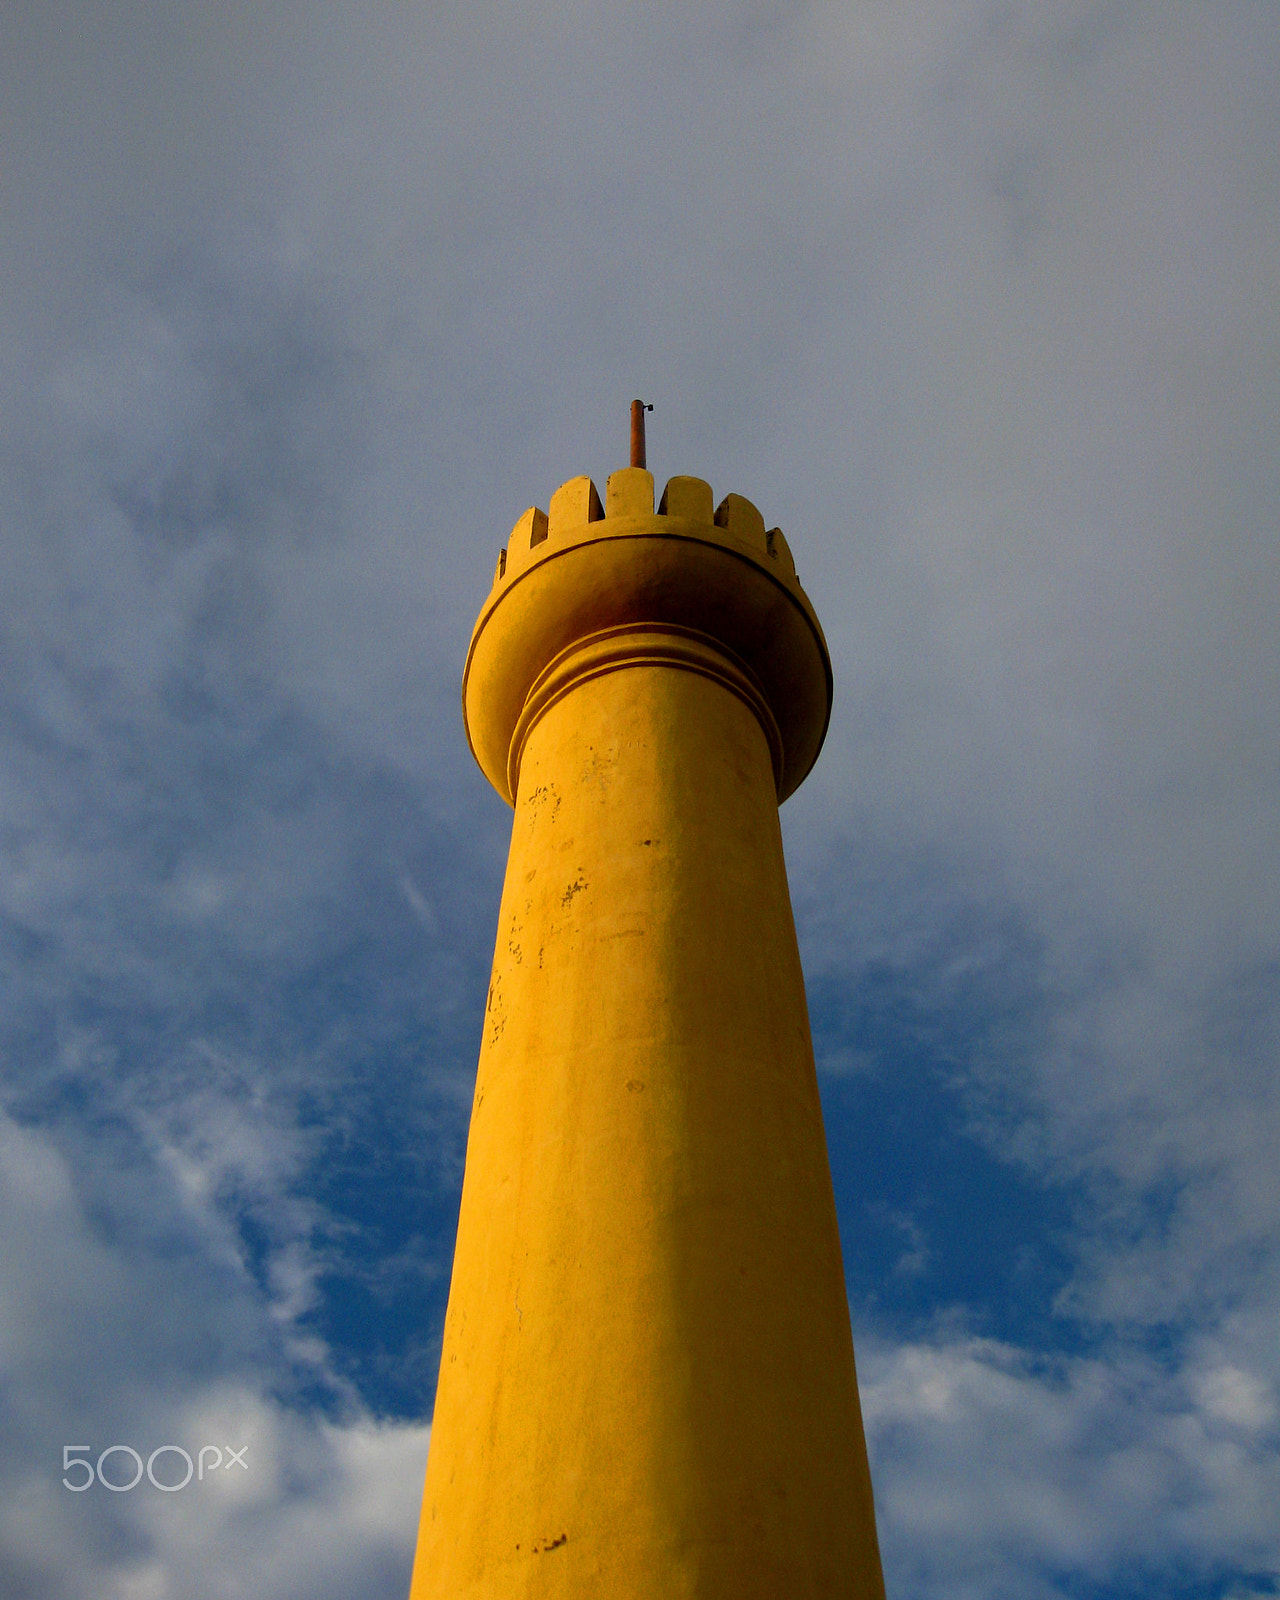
1, 2, 1278, 1595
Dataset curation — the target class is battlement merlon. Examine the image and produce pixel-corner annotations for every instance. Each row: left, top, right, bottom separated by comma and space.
463, 471, 832, 808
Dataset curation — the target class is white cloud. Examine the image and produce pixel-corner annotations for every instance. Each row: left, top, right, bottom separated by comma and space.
860, 1334, 1280, 1598
0, 1107, 431, 1599
6, 1388, 429, 1600
776, 0, 1280, 1347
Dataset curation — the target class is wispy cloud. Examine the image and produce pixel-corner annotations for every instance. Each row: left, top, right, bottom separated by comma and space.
1, 2, 1276, 1595
861, 1334, 1280, 1599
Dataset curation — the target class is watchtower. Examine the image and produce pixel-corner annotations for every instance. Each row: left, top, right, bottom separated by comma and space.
409, 411, 884, 1597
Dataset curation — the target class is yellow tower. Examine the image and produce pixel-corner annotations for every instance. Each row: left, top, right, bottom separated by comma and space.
409, 409, 885, 1598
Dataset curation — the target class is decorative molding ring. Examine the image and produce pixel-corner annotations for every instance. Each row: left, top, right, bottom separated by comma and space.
507, 623, 786, 804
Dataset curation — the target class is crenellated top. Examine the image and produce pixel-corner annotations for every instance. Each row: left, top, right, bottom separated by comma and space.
493, 470, 798, 590
465, 467, 830, 808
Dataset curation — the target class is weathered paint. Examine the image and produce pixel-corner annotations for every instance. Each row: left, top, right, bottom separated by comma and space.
409, 468, 884, 1599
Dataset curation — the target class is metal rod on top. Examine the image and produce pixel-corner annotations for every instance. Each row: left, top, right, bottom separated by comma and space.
630, 400, 653, 469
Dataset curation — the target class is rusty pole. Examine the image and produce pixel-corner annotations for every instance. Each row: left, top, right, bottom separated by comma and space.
630, 400, 653, 469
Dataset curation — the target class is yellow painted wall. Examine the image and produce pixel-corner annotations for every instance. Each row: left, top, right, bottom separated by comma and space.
409, 471, 884, 1599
